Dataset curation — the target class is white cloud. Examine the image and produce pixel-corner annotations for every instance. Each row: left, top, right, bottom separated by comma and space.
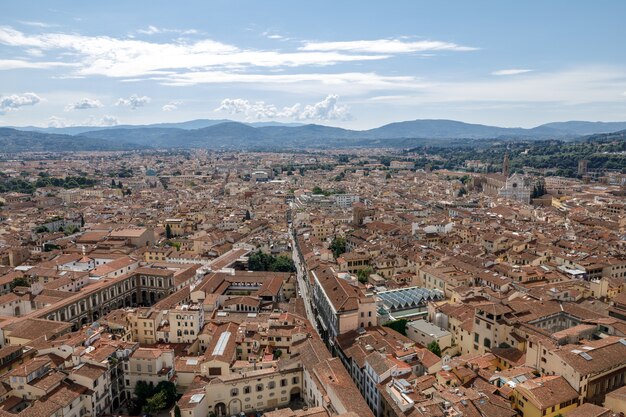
116, 94, 151, 109
261, 31, 289, 41
299, 38, 477, 53
65, 98, 103, 111
0, 59, 75, 70
0, 26, 387, 79
47, 116, 66, 128
136, 25, 198, 35
160, 71, 418, 91
215, 94, 351, 121
17, 21, 58, 28
300, 94, 351, 120
162, 100, 181, 111
47, 114, 119, 128
98, 115, 119, 126
0, 92, 41, 113
492, 69, 534, 76
368, 67, 626, 105
137, 25, 161, 35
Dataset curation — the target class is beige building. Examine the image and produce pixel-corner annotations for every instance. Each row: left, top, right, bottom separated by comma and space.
126, 347, 175, 394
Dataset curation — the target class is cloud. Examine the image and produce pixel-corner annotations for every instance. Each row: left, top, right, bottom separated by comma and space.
159, 71, 418, 91
215, 94, 351, 121
65, 98, 103, 111
299, 38, 477, 53
136, 25, 198, 35
116, 94, 150, 109
137, 25, 161, 35
261, 31, 289, 41
0, 26, 387, 79
47, 114, 119, 128
162, 100, 181, 111
0, 92, 41, 113
300, 94, 351, 120
0, 59, 76, 70
98, 115, 119, 126
17, 21, 58, 28
492, 69, 534, 76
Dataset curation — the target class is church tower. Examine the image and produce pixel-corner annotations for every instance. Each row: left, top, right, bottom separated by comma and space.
502, 152, 510, 177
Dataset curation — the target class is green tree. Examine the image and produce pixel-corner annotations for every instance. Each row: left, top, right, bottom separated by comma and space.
10, 277, 29, 290
155, 381, 177, 406
165, 224, 172, 239
244, 210, 251, 221
134, 381, 155, 400
356, 266, 373, 284
427, 340, 442, 357
248, 251, 273, 271
330, 236, 346, 259
143, 391, 167, 414
35, 225, 49, 233
273, 349, 282, 360
174, 405, 181, 417
270, 255, 296, 272
383, 319, 408, 336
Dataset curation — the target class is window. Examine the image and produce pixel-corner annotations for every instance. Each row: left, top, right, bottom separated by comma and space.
243, 386, 251, 394
256, 384, 263, 392
231, 388, 238, 397
280, 379, 288, 387
268, 381, 275, 389
292, 376, 299, 384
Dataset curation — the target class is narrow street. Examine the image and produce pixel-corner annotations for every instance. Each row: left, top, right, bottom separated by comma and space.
288, 221, 318, 335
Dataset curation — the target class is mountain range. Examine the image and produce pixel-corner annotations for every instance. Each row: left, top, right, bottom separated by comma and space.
1, 119, 626, 153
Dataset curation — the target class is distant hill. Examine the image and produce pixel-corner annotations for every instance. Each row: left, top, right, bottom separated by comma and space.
2, 118, 626, 152
539, 121, 626, 135
11, 119, 305, 135
362, 119, 565, 139
0, 128, 138, 153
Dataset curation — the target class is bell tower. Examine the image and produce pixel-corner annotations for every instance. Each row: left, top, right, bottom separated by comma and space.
502, 152, 510, 177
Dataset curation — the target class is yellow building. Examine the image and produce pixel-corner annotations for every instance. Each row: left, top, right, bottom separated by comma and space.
512, 375, 578, 417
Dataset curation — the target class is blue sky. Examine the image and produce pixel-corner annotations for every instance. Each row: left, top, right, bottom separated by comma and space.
1, 0, 626, 129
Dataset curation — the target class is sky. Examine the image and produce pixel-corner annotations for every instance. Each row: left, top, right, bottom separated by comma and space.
1, 0, 626, 130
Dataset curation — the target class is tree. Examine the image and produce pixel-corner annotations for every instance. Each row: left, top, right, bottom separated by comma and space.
270, 255, 296, 272
111, 179, 116, 188
386, 172, 392, 179
244, 209, 251, 221
155, 381, 177, 406
143, 390, 167, 414
357, 266, 373, 284
427, 340, 442, 357
10, 277, 29, 290
330, 236, 346, 259
273, 349, 282, 360
35, 225, 49, 233
383, 319, 408, 336
134, 381, 155, 400
248, 251, 273, 271
174, 405, 181, 417
312, 186, 324, 195
165, 224, 172, 239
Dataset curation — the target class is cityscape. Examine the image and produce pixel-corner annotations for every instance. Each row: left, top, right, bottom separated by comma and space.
0, 3, 625, 417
